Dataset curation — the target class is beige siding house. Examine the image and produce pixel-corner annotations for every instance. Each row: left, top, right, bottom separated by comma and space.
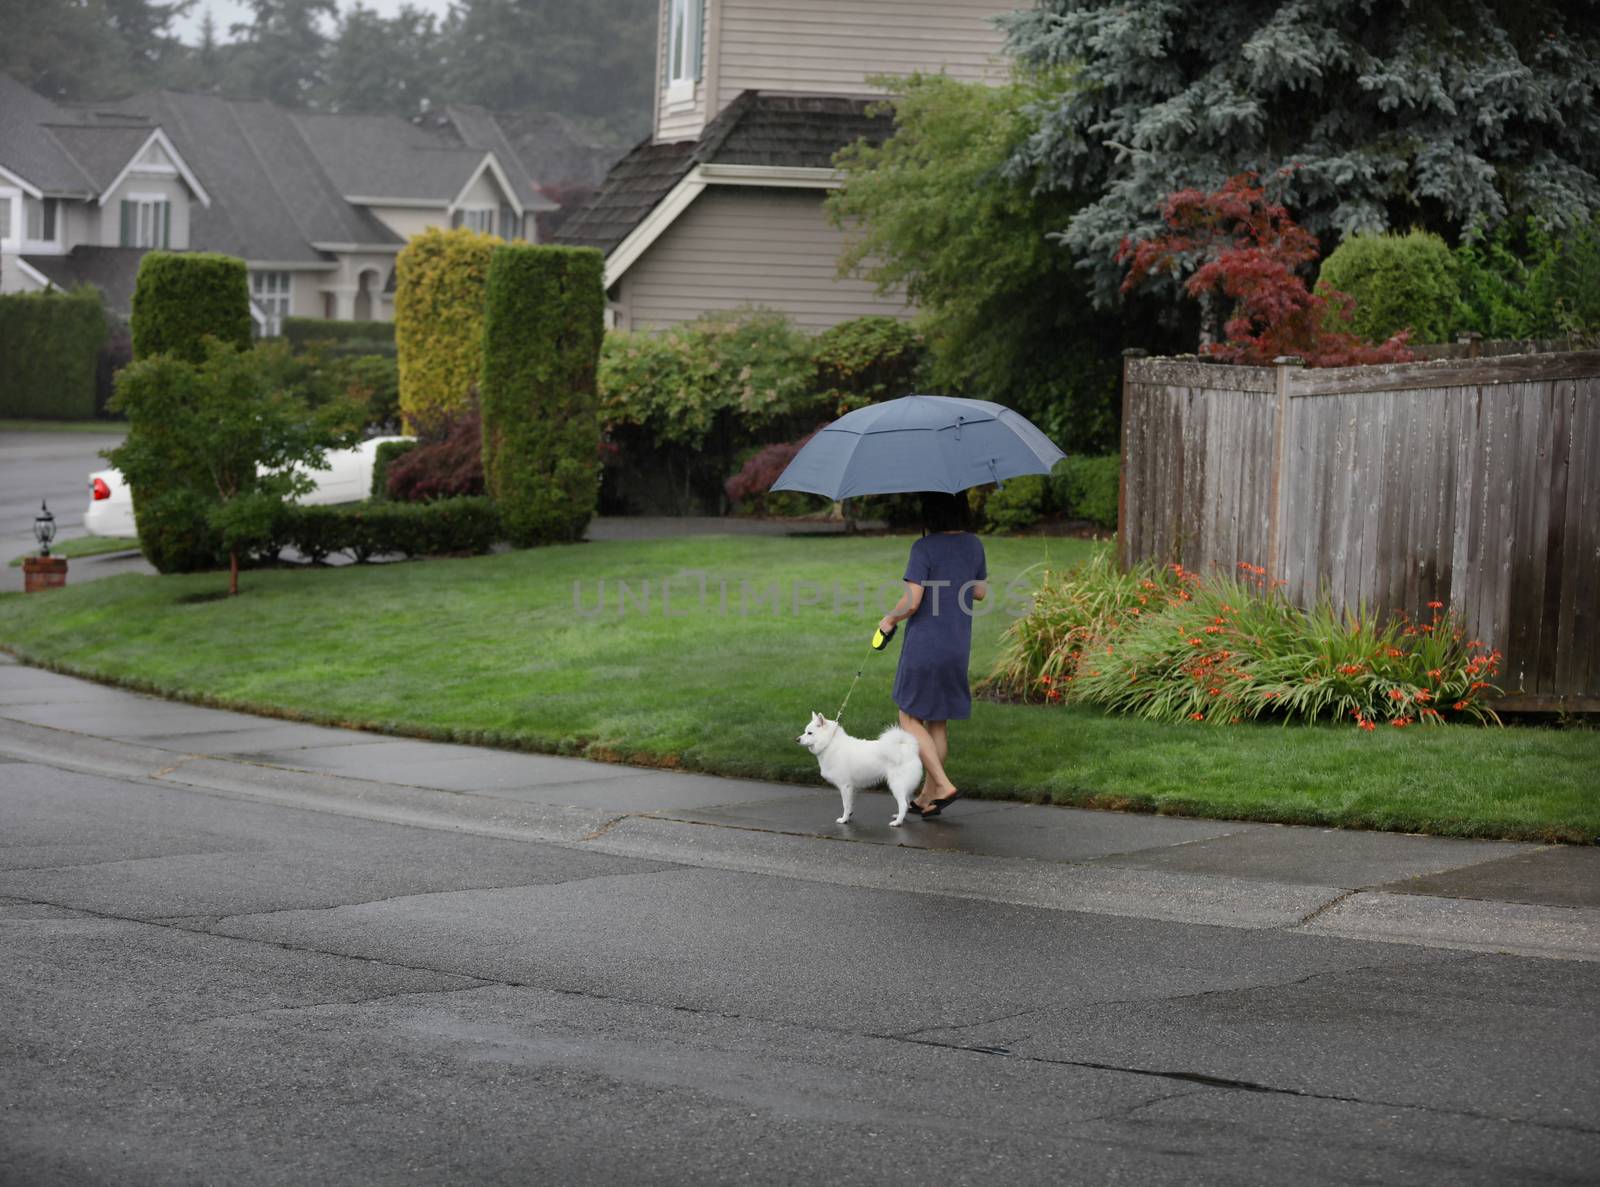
558, 0, 1012, 331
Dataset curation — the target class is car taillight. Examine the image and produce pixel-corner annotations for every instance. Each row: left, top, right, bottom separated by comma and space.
91, 477, 111, 501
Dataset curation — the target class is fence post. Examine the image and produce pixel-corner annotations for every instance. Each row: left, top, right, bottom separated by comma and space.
1267, 355, 1303, 577
1118, 348, 1147, 570
1456, 330, 1483, 359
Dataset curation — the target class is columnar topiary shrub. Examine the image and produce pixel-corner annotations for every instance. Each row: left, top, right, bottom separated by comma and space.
1316, 231, 1460, 345
129, 251, 251, 362
479, 244, 603, 546
0, 288, 105, 419
122, 251, 251, 572
394, 227, 501, 429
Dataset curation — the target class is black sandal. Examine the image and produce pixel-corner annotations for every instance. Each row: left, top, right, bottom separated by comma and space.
921, 790, 962, 817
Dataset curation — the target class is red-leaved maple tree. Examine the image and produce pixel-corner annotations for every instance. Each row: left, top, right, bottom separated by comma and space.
1118, 174, 1413, 367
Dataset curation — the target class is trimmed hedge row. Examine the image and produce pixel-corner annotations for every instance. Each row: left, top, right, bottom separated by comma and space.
394, 227, 500, 429
0, 287, 105, 419
271, 497, 499, 563
283, 316, 395, 355
130, 251, 251, 363
123, 252, 252, 573
480, 244, 603, 546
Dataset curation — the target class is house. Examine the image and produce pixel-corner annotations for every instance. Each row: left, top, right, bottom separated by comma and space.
0, 73, 616, 332
555, 0, 1015, 331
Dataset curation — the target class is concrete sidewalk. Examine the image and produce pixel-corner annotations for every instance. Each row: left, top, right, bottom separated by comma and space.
2, 653, 1596, 962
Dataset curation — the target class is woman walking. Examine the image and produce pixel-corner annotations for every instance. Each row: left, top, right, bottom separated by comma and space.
876, 491, 987, 817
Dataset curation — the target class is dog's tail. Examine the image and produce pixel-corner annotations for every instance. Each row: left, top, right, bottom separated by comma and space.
879, 726, 922, 769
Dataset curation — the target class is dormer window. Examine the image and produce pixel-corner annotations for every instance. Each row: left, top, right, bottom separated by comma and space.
667, 0, 702, 102
120, 196, 171, 248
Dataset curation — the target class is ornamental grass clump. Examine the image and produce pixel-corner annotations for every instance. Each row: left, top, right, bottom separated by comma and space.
987, 555, 1502, 729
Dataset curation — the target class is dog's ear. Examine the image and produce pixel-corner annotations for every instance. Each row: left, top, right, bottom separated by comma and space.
811, 710, 823, 723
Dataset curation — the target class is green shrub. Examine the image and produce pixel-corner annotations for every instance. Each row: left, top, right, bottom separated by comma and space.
283, 317, 395, 356
394, 227, 501, 429
480, 245, 604, 546
129, 251, 251, 362
598, 307, 822, 514
271, 497, 499, 563
1449, 215, 1600, 342
811, 316, 924, 414
1052, 454, 1119, 528
0, 288, 105, 419
1316, 231, 1459, 345
986, 553, 1502, 728
371, 439, 418, 500
331, 353, 400, 430
981, 473, 1048, 533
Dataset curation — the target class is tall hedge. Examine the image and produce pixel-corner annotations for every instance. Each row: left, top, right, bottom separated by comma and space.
1316, 231, 1459, 346
0, 288, 105, 419
479, 244, 603, 546
120, 251, 249, 572
130, 251, 251, 362
394, 227, 501, 429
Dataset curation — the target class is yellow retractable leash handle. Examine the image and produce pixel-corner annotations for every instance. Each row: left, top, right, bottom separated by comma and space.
871, 623, 897, 650
836, 624, 896, 723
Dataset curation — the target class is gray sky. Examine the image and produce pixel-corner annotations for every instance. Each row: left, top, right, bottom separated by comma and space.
174, 0, 456, 44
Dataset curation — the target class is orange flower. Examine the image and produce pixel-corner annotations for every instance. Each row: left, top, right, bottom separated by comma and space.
1189, 712, 1205, 721
1391, 718, 1411, 728
1427, 600, 1443, 610
1387, 689, 1406, 701
1427, 668, 1442, 679
1208, 687, 1221, 696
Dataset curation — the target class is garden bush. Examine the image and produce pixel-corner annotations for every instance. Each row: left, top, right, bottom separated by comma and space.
371, 439, 418, 500
394, 227, 501, 429
1453, 216, 1600, 342
283, 317, 395, 357
981, 473, 1048, 533
130, 251, 251, 362
811, 316, 924, 415
1052, 455, 1119, 529
329, 353, 400, 431
480, 244, 603, 547
385, 403, 485, 501
987, 553, 1502, 728
0, 287, 105, 419
271, 497, 498, 563
724, 435, 825, 517
599, 308, 822, 514
1317, 230, 1459, 345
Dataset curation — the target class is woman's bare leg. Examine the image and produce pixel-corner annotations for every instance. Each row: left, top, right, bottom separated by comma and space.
900, 711, 956, 806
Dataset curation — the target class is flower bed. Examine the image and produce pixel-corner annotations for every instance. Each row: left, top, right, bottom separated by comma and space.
986, 553, 1502, 728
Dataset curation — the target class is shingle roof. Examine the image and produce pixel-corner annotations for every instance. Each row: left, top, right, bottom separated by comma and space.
38, 123, 154, 192
97, 92, 402, 261
489, 110, 624, 192
443, 105, 557, 211
0, 75, 96, 194
22, 246, 147, 314
553, 91, 893, 255
293, 111, 485, 204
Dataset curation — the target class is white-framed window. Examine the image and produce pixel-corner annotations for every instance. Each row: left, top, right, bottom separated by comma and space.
667, 0, 701, 101
120, 196, 170, 248
455, 207, 495, 234
251, 270, 291, 337
0, 189, 16, 248
25, 196, 60, 244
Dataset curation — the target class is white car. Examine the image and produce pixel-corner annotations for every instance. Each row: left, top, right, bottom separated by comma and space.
85, 435, 414, 539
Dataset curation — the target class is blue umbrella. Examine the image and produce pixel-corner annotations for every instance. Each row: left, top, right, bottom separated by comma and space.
770, 394, 1066, 500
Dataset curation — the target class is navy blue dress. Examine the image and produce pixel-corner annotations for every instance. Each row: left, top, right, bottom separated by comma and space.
891, 531, 988, 722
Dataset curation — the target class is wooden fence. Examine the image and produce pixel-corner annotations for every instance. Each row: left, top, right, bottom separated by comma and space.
1118, 350, 1600, 710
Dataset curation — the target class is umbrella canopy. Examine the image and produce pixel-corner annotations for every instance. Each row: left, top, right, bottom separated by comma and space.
770, 394, 1066, 500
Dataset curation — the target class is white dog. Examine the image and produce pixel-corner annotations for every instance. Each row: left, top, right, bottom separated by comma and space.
796, 712, 924, 826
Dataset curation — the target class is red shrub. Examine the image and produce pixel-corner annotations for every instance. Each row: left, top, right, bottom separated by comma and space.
386, 404, 485, 501
724, 433, 815, 511
1118, 174, 1414, 367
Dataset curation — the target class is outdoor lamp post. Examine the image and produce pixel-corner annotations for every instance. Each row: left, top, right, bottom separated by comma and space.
22, 500, 68, 593
33, 500, 56, 557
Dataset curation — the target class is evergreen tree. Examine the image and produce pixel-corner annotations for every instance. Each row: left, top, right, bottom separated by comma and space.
230, 0, 336, 107
322, 3, 441, 113
1, 0, 132, 98
1003, 0, 1600, 301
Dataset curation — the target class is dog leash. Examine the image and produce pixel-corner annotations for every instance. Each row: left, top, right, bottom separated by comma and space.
835, 623, 897, 723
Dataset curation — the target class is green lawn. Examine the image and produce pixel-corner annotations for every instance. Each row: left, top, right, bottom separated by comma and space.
9, 536, 140, 567
0, 533, 1593, 842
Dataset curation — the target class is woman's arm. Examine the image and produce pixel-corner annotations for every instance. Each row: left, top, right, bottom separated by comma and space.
878, 581, 925, 634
